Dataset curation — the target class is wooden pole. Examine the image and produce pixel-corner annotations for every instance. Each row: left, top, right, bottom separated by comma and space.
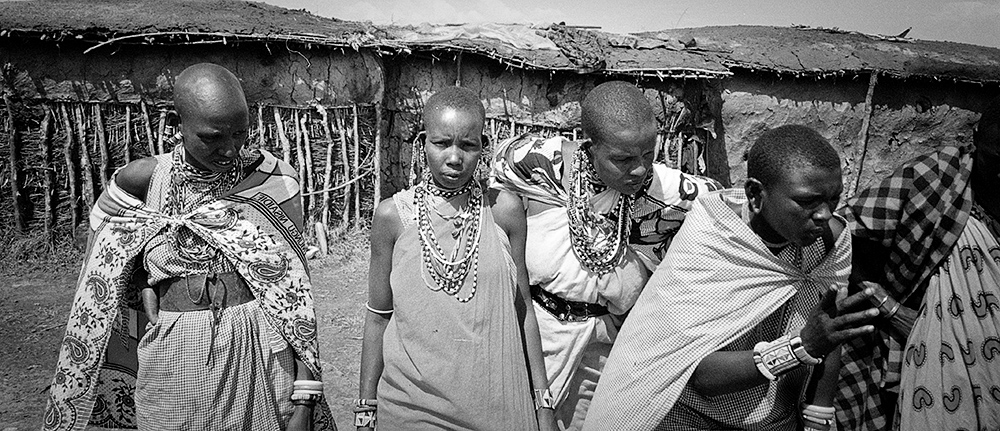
293, 109, 307, 229
124, 105, 132, 163
352, 104, 361, 228
338, 115, 351, 229
850, 71, 879, 197
94, 104, 109, 190
3, 91, 25, 231
59, 104, 79, 230
257, 104, 265, 148
40, 106, 56, 240
75, 104, 95, 207
140, 102, 156, 155
318, 106, 335, 228
156, 110, 167, 154
273, 107, 291, 164
373, 102, 382, 209
299, 111, 315, 238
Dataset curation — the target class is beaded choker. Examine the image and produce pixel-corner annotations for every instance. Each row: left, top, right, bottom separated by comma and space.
566, 146, 632, 276
415, 174, 483, 302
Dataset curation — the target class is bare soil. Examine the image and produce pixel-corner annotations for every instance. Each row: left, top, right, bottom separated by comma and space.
0, 231, 370, 430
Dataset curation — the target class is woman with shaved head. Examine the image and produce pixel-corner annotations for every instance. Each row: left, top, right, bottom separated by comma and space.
44, 63, 334, 430
492, 81, 721, 429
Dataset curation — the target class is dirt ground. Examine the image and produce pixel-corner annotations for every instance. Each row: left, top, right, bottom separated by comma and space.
0, 230, 371, 430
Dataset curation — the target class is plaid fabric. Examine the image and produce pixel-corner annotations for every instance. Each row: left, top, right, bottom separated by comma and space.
835, 145, 974, 431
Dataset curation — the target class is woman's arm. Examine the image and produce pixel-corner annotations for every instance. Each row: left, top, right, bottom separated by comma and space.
492, 190, 556, 431
356, 198, 400, 430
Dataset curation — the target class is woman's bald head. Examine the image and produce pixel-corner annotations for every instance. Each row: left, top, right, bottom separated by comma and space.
581, 81, 657, 147
173, 63, 248, 122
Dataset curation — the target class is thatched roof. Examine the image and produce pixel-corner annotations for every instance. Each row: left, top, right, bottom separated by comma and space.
0, 0, 387, 48
645, 25, 1000, 83
2, 1, 999, 84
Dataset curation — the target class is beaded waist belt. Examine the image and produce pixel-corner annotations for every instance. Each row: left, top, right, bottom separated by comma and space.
530, 284, 609, 323
157, 273, 254, 313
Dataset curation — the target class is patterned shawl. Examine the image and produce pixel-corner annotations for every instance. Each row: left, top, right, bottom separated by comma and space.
835, 145, 974, 430
583, 189, 852, 431
491, 133, 722, 260
43, 150, 335, 431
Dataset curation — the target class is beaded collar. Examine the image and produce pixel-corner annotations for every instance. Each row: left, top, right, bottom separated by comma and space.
415, 172, 484, 302
566, 145, 633, 275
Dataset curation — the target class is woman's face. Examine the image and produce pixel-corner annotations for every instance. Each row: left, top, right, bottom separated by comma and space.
423, 107, 484, 190
180, 100, 249, 173
749, 164, 843, 247
588, 125, 656, 196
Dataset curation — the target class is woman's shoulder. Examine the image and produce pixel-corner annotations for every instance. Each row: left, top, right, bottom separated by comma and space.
115, 156, 160, 200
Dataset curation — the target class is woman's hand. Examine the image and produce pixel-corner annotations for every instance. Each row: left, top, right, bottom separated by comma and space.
286, 404, 314, 431
858, 281, 918, 340
799, 286, 879, 358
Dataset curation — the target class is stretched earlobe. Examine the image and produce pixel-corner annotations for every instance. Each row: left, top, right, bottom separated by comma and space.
744, 178, 764, 213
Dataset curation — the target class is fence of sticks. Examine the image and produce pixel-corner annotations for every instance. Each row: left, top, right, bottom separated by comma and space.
0, 100, 379, 247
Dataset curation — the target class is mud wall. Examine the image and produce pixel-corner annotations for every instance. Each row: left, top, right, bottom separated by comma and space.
378, 52, 708, 194
719, 72, 999, 195
0, 39, 383, 105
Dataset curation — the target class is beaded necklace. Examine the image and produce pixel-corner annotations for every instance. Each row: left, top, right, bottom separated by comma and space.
163, 145, 245, 270
566, 145, 632, 275
415, 173, 483, 302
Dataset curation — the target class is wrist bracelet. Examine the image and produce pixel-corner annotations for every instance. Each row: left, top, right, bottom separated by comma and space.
290, 392, 321, 402
532, 388, 555, 410
753, 335, 801, 380
790, 335, 823, 365
355, 410, 377, 428
883, 301, 902, 320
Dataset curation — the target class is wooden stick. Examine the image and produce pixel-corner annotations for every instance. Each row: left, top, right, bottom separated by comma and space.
140, 102, 155, 155
352, 104, 361, 228
298, 110, 315, 238
40, 106, 56, 240
292, 109, 307, 229
75, 104, 95, 207
257, 104, 265, 149
317, 105, 335, 229
851, 71, 879, 197
338, 114, 351, 230
273, 107, 291, 164
59, 104, 79, 230
373, 102, 382, 210
124, 105, 132, 163
94, 104, 109, 190
3, 91, 25, 231
156, 110, 167, 154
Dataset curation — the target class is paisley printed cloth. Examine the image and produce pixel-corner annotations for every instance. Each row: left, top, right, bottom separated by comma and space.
893, 210, 1000, 431
43, 149, 335, 431
582, 189, 851, 431
836, 146, 974, 431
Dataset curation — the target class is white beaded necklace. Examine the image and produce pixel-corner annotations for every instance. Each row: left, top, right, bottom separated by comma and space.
415, 172, 483, 302
566, 146, 632, 276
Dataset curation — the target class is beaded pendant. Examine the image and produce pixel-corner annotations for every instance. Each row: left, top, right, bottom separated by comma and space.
565, 146, 632, 276
415, 174, 483, 302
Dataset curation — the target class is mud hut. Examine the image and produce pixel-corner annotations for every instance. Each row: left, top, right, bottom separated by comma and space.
0, 0, 388, 249
3, 0, 1000, 249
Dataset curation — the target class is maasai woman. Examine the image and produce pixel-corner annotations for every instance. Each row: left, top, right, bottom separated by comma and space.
44, 63, 335, 431
357, 87, 554, 431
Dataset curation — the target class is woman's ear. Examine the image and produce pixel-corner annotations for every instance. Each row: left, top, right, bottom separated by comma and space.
744, 178, 764, 213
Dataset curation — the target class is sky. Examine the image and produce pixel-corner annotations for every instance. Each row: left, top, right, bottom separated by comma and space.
261, 0, 1000, 48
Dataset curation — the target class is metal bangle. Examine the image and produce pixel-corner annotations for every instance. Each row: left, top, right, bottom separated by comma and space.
884, 300, 902, 320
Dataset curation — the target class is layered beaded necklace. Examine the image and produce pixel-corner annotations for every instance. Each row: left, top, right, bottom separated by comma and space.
164, 145, 245, 269
415, 173, 484, 302
566, 145, 633, 275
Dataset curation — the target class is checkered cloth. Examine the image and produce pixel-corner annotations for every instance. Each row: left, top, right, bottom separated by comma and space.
582, 189, 851, 431
835, 145, 974, 431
